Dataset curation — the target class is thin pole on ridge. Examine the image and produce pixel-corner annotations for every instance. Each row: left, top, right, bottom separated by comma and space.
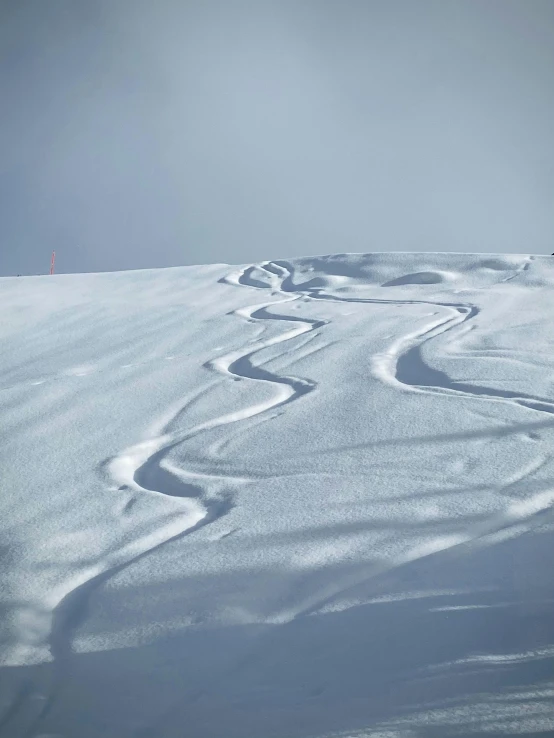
49, 251, 56, 275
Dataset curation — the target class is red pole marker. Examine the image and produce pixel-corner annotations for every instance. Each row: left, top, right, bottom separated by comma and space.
50, 251, 56, 275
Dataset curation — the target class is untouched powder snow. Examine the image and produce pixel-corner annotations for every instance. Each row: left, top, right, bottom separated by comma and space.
1, 252, 554, 737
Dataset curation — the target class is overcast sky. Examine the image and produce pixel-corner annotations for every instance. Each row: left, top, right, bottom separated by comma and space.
1, 0, 553, 276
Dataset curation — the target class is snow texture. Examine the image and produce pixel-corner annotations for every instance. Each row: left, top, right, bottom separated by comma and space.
1, 252, 554, 737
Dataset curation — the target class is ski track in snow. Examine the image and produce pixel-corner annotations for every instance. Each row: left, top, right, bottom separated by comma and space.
263, 259, 554, 415
222, 259, 554, 617
38, 256, 554, 713
39, 266, 328, 718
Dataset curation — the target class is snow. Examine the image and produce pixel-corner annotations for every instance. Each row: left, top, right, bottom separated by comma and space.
1, 252, 554, 737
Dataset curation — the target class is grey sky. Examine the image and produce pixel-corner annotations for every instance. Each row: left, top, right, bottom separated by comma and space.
1, 0, 553, 276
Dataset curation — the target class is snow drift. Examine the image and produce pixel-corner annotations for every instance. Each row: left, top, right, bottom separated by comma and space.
1, 252, 554, 737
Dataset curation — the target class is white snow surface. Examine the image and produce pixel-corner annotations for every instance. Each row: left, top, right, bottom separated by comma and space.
2, 252, 554, 737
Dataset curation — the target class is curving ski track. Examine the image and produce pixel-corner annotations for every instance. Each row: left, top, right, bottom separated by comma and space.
27, 267, 328, 731
231, 259, 554, 616
253, 260, 554, 415
26, 256, 554, 731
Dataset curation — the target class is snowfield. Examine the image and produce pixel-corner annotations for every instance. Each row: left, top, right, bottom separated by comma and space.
1, 252, 554, 737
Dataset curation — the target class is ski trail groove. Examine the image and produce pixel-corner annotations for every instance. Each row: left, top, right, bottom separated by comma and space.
36, 267, 329, 726
259, 259, 554, 415
224, 259, 554, 618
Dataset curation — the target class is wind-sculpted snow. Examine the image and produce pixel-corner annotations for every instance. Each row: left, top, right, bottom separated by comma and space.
1, 253, 554, 737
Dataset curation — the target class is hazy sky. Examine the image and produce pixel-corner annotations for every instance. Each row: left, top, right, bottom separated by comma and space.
1, 0, 553, 275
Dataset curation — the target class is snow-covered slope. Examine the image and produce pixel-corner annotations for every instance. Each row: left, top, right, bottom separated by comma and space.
2, 252, 554, 737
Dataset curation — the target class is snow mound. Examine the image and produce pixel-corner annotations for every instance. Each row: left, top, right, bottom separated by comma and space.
382, 270, 454, 286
